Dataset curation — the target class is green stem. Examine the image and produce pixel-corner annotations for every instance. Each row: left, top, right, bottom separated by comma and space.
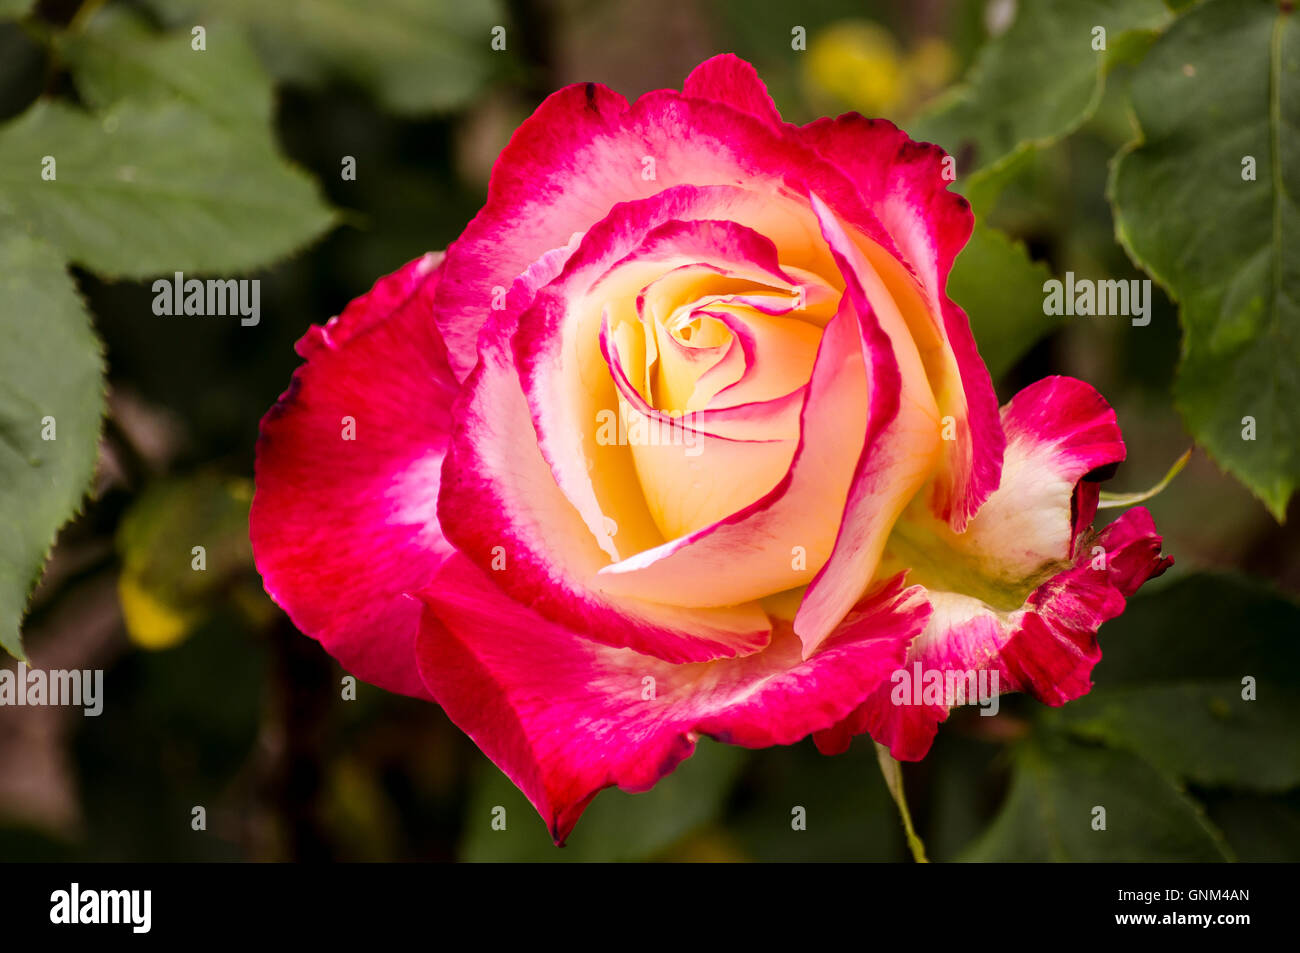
1097, 448, 1191, 509
875, 742, 929, 863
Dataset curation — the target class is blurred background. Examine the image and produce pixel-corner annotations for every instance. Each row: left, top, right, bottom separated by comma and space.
2, 0, 1297, 862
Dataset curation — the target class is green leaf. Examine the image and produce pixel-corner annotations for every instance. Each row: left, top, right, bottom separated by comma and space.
949, 222, 1060, 380
1202, 791, 1300, 862
1090, 573, 1300, 679
116, 472, 258, 651
0, 99, 336, 278
142, 0, 507, 115
1056, 573, 1300, 791
959, 576, 1296, 861
60, 9, 272, 130
0, 0, 32, 21
961, 733, 1230, 862
1110, 0, 1300, 520
0, 223, 104, 659
460, 739, 745, 861
1057, 683, 1300, 792
913, 0, 1170, 203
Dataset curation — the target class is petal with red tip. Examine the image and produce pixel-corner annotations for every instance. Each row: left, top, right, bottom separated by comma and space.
815, 377, 1171, 759
416, 554, 929, 843
434, 78, 899, 380
801, 114, 1004, 532
251, 253, 457, 699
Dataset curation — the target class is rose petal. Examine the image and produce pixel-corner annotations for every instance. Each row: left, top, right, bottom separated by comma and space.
517, 190, 833, 561
437, 304, 774, 664
601, 313, 805, 443
801, 115, 1004, 532
814, 378, 1172, 759
598, 316, 801, 541
416, 553, 929, 843
793, 195, 945, 653
251, 253, 456, 699
881, 376, 1130, 590
594, 300, 871, 606
434, 81, 900, 380
682, 53, 784, 128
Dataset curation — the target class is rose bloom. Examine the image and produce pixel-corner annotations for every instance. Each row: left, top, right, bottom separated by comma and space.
251, 56, 1171, 843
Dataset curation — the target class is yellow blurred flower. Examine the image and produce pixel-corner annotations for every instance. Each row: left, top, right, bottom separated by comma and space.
805, 21, 957, 119
806, 21, 904, 115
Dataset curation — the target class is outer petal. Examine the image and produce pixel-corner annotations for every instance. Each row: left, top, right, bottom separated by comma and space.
883, 376, 1130, 591
682, 53, 784, 128
815, 377, 1172, 759
434, 78, 900, 380
416, 553, 930, 843
801, 115, 1004, 532
251, 253, 457, 699
664, 76, 1004, 533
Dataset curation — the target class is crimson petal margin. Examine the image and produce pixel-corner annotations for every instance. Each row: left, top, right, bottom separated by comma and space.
251, 253, 457, 699
416, 553, 930, 843
681, 56, 1002, 533
799, 115, 1003, 532
814, 378, 1172, 759
433, 67, 902, 380
794, 195, 942, 654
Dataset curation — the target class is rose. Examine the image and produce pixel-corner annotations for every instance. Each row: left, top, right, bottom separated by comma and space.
251, 55, 1171, 843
